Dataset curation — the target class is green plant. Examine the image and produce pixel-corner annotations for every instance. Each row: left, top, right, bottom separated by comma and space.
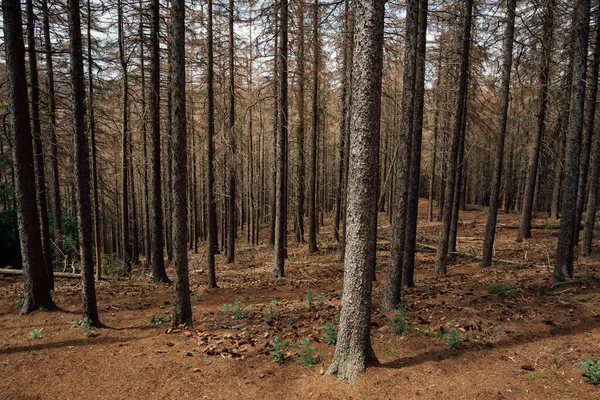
222, 299, 247, 319
82, 316, 94, 336
29, 328, 44, 340
299, 337, 316, 367
270, 336, 286, 364
526, 372, 536, 381
444, 328, 462, 349
287, 314, 295, 325
323, 323, 337, 345
315, 294, 327, 306
388, 305, 409, 336
579, 358, 600, 384
150, 314, 167, 325
70, 320, 80, 329
584, 332, 592, 337
263, 300, 279, 326
487, 282, 514, 298
194, 294, 204, 303
304, 289, 315, 310
16, 298, 24, 309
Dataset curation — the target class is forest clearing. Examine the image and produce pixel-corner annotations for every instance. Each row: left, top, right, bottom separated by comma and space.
2, 203, 600, 399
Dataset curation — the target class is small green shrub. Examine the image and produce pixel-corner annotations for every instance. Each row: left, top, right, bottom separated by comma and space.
16, 298, 24, 309
270, 336, 286, 364
487, 282, 514, 298
150, 314, 167, 325
304, 289, 315, 310
388, 305, 409, 336
29, 328, 44, 340
323, 323, 337, 345
82, 316, 94, 336
263, 300, 279, 326
444, 328, 462, 349
579, 358, 600, 384
299, 338, 316, 367
286, 314, 295, 325
526, 372, 536, 381
222, 299, 247, 319
194, 294, 204, 303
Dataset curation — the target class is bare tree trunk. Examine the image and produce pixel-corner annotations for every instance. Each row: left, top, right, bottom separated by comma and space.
26, 0, 54, 290
428, 58, 442, 223
170, 0, 191, 326
555, 0, 590, 281
207, 0, 218, 287
273, 0, 288, 277
69, 0, 99, 324
325, 0, 384, 382
226, 0, 236, 263
517, 0, 554, 242
308, 0, 319, 254
481, 0, 517, 267
140, 0, 151, 265
434, 0, 473, 277
150, 0, 169, 283
295, 0, 306, 244
3, 0, 55, 313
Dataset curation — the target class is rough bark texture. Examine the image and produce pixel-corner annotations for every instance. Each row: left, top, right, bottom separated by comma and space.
4, 0, 55, 313
226, 0, 236, 264
555, 0, 590, 281
273, 0, 288, 277
295, 0, 306, 244
27, 0, 54, 290
308, 0, 319, 254
69, 0, 99, 324
403, 0, 428, 288
206, 0, 219, 287
150, 0, 169, 283
481, 0, 517, 267
517, 0, 554, 242
325, 0, 384, 383
434, 0, 473, 277
170, 0, 192, 326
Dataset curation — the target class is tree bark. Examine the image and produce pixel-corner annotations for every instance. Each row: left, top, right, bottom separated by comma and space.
295, 0, 306, 244
481, 0, 517, 267
226, 0, 236, 263
308, 0, 319, 254
555, 0, 590, 281
325, 0, 384, 383
207, 0, 218, 287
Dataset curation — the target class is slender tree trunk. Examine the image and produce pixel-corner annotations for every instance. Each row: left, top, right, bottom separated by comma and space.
481, 0, 517, 267
170, 0, 191, 326
273, 0, 288, 277
295, 0, 306, 244
150, 0, 169, 283
308, 0, 319, 254
555, 0, 590, 281
428, 58, 442, 223
517, 0, 554, 242
207, 0, 218, 287
325, 0, 384, 382
69, 0, 99, 324
434, 0, 473, 277
26, 0, 54, 290
3, 0, 55, 313
226, 0, 236, 263
140, 0, 151, 266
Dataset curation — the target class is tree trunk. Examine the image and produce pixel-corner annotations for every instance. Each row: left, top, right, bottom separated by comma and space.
207, 0, 218, 287
434, 0, 473, 277
555, 0, 590, 281
69, 0, 99, 324
325, 0, 384, 383
226, 0, 236, 264
3, 0, 55, 313
481, 0, 517, 267
295, 0, 306, 244
140, 0, 151, 265
308, 0, 319, 254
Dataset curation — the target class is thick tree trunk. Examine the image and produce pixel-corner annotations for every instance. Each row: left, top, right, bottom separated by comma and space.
69, 0, 99, 324
481, 0, 517, 267
150, 0, 169, 283
3, 0, 55, 313
434, 0, 473, 277
325, 0, 384, 383
555, 0, 590, 281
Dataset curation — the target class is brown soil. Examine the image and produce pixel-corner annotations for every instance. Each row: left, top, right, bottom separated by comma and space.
2, 201, 600, 399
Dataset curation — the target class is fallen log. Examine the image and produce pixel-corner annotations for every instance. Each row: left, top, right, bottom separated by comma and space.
0, 269, 81, 279
415, 243, 546, 268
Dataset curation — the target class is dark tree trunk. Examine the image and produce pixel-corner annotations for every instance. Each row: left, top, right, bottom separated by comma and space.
140, 0, 151, 265
226, 0, 236, 264
383, 0, 418, 312
295, 0, 306, 244
517, 0, 554, 242
325, 0, 384, 383
26, 0, 54, 290
273, 0, 288, 277
207, 0, 218, 287
150, 0, 169, 283
69, 0, 99, 324
3, 0, 55, 313
481, 0, 517, 267
170, 0, 192, 326
555, 0, 590, 281
428, 58, 442, 223
434, 0, 473, 277
308, 0, 319, 254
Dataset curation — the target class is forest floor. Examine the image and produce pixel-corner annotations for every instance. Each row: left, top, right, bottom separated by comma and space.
2, 200, 600, 399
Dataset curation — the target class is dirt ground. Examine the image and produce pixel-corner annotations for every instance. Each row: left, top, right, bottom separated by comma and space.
2, 200, 600, 399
